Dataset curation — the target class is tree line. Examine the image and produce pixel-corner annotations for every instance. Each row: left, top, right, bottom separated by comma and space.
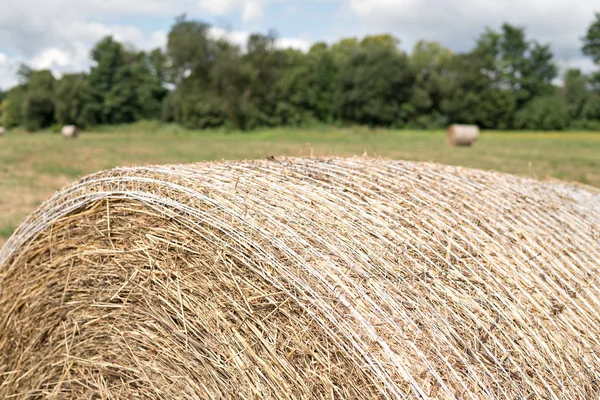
1, 13, 600, 131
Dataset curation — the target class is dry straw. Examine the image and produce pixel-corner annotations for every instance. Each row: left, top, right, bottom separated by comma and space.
1, 157, 599, 399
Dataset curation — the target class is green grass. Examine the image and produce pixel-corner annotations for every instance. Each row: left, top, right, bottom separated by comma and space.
1, 122, 599, 243
0, 224, 17, 239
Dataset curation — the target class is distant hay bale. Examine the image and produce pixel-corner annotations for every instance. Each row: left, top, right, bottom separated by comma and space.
61, 125, 79, 138
0, 126, 5, 135
447, 124, 479, 146
1, 158, 599, 399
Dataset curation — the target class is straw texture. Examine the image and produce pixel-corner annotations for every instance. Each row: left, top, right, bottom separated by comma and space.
1, 157, 599, 399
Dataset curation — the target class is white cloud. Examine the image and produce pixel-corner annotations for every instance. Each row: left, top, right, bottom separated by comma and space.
30, 48, 72, 70
0, 21, 309, 89
0, 0, 188, 88
210, 27, 251, 47
0, 53, 21, 90
197, 0, 270, 22
556, 57, 597, 77
347, 0, 598, 71
1, 0, 596, 89
210, 27, 312, 51
0, 0, 307, 88
277, 37, 312, 52
0, 12, 168, 88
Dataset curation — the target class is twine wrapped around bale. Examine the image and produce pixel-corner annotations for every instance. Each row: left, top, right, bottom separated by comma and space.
1, 157, 599, 399
447, 124, 479, 147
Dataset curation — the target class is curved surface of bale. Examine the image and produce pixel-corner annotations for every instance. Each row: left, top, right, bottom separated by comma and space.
1, 158, 599, 399
447, 124, 479, 146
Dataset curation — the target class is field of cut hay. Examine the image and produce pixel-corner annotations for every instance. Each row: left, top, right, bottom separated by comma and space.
1, 157, 599, 398
1, 126, 599, 247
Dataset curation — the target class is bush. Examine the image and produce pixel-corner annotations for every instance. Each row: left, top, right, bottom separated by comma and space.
580, 94, 600, 121
514, 96, 570, 130
569, 119, 600, 131
0, 86, 26, 128
179, 95, 226, 129
406, 112, 449, 129
22, 95, 55, 131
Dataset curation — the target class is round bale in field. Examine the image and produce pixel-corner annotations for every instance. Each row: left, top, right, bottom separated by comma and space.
61, 125, 79, 138
0, 126, 6, 136
1, 158, 599, 399
447, 124, 479, 146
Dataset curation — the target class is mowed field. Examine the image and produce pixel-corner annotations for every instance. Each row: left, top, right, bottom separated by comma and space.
1, 122, 599, 245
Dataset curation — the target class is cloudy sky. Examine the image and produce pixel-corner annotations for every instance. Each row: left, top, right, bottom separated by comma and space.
0, 0, 598, 89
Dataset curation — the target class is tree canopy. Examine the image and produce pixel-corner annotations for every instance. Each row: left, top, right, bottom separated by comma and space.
2, 14, 600, 131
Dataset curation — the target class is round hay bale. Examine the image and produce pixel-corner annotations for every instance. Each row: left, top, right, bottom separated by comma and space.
61, 125, 79, 138
0, 126, 6, 136
447, 124, 479, 146
1, 158, 599, 399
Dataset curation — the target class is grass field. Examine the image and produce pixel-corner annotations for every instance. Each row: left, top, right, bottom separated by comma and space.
1, 121, 599, 245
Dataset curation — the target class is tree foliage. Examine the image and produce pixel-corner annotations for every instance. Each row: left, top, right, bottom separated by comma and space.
334, 36, 414, 126
515, 95, 570, 130
4, 13, 600, 131
55, 74, 91, 127
583, 13, 600, 65
22, 70, 56, 131
0, 85, 27, 128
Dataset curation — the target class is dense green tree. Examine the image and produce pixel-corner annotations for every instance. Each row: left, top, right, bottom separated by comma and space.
408, 41, 454, 127
86, 36, 127, 124
86, 36, 167, 125
581, 93, 600, 120
0, 85, 27, 128
166, 15, 216, 85
583, 13, 600, 65
123, 50, 167, 120
589, 72, 600, 93
16, 64, 34, 85
525, 43, 557, 98
206, 41, 247, 128
478, 25, 555, 94
0, 89, 4, 124
333, 35, 414, 126
273, 49, 311, 125
473, 23, 557, 127
55, 74, 91, 127
4, 14, 600, 131
561, 69, 589, 120
330, 38, 360, 65
165, 17, 231, 128
439, 52, 513, 129
22, 70, 56, 131
308, 44, 337, 121
275, 43, 336, 125
514, 95, 569, 130
238, 32, 284, 129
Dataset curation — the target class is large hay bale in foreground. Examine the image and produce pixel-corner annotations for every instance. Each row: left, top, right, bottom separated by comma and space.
1, 158, 599, 399
447, 124, 479, 146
